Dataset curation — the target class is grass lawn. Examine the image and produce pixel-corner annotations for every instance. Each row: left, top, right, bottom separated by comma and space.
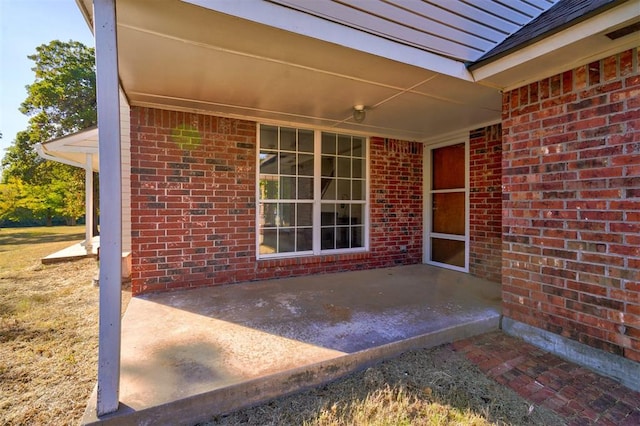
0, 225, 85, 271
0, 226, 108, 425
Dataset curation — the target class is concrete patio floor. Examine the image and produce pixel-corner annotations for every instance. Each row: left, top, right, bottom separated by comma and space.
83, 264, 502, 425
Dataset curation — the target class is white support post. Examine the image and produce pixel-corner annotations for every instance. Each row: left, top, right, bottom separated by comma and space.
94, 0, 122, 416
85, 154, 94, 254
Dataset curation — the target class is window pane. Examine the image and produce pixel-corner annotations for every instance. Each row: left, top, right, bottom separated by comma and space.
299, 130, 314, 153
281, 127, 296, 151
259, 228, 277, 254
352, 226, 364, 248
432, 143, 465, 190
336, 226, 349, 249
260, 152, 278, 174
279, 177, 296, 200
297, 203, 313, 226
322, 133, 336, 154
352, 180, 364, 200
338, 202, 349, 221
351, 204, 363, 224
261, 203, 278, 226
321, 156, 335, 177
352, 137, 364, 157
321, 227, 335, 250
279, 203, 295, 226
321, 204, 336, 226
260, 125, 278, 149
321, 178, 336, 200
338, 179, 351, 200
279, 152, 296, 175
298, 154, 313, 176
432, 192, 465, 235
431, 238, 465, 267
352, 158, 363, 178
279, 228, 295, 253
298, 177, 313, 199
338, 157, 351, 178
296, 228, 312, 251
338, 135, 351, 155
259, 177, 279, 200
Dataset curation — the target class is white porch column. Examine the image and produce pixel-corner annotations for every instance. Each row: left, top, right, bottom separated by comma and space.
94, 0, 122, 416
85, 153, 94, 254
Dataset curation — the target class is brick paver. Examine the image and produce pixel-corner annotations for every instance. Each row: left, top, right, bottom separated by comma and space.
451, 332, 640, 425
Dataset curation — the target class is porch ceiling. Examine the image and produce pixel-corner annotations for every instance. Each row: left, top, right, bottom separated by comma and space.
78, 0, 505, 141
75, 0, 636, 142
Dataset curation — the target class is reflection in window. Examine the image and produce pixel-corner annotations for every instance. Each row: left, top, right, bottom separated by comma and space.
320, 132, 366, 250
259, 125, 367, 257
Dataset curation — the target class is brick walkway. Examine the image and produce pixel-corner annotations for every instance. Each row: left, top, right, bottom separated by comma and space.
452, 332, 640, 425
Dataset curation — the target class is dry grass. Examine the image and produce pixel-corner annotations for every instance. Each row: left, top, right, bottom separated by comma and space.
203, 347, 564, 425
0, 226, 130, 426
1, 226, 564, 425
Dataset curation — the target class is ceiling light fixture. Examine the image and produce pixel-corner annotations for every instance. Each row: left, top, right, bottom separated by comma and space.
353, 105, 366, 123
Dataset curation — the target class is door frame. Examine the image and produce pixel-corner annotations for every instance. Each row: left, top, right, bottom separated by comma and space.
423, 132, 470, 273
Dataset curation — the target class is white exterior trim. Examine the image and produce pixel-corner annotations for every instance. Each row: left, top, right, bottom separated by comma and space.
94, 0, 122, 416
472, 0, 640, 90
85, 154, 94, 252
184, 0, 473, 81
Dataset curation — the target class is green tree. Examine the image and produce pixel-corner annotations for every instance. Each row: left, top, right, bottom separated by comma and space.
19, 40, 96, 137
0, 177, 34, 223
1, 40, 97, 227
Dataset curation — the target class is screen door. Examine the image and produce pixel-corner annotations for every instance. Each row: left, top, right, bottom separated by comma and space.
427, 142, 468, 271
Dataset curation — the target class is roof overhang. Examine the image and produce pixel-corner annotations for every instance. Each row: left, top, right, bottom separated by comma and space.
473, 0, 640, 90
76, 0, 505, 142
36, 127, 99, 171
74, 0, 638, 141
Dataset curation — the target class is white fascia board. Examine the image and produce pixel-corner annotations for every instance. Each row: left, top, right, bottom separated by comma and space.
472, 0, 640, 88
183, 0, 473, 81
36, 143, 87, 169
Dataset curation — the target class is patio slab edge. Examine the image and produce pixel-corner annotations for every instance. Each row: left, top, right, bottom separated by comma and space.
82, 313, 500, 426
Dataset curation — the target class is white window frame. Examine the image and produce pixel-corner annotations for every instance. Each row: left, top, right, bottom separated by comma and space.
423, 134, 470, 273
256, 124, 370, 259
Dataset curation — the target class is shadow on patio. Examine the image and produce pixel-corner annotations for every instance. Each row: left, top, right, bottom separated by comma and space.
83, 264, 502, 425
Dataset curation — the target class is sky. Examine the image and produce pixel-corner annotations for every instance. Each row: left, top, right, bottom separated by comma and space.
0, 0, 94, 157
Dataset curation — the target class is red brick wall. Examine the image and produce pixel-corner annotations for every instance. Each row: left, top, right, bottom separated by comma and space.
130, 108, 423, 295
502, 48, 640, 361
469, 124, 502, 283
369, 138, 423, 266
129, 109, 256, 294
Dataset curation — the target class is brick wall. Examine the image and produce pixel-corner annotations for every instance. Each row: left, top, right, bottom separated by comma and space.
369, 138, 423, 266
130, 109, 256, 294
130, 108, 423, 295
502, 48, 640, 361
469, 124, 502, 283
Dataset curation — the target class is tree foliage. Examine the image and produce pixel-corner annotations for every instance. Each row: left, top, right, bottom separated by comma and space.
1, 40, 96, 226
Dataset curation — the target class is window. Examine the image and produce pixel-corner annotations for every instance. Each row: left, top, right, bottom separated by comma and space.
258, 125, 367, 258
